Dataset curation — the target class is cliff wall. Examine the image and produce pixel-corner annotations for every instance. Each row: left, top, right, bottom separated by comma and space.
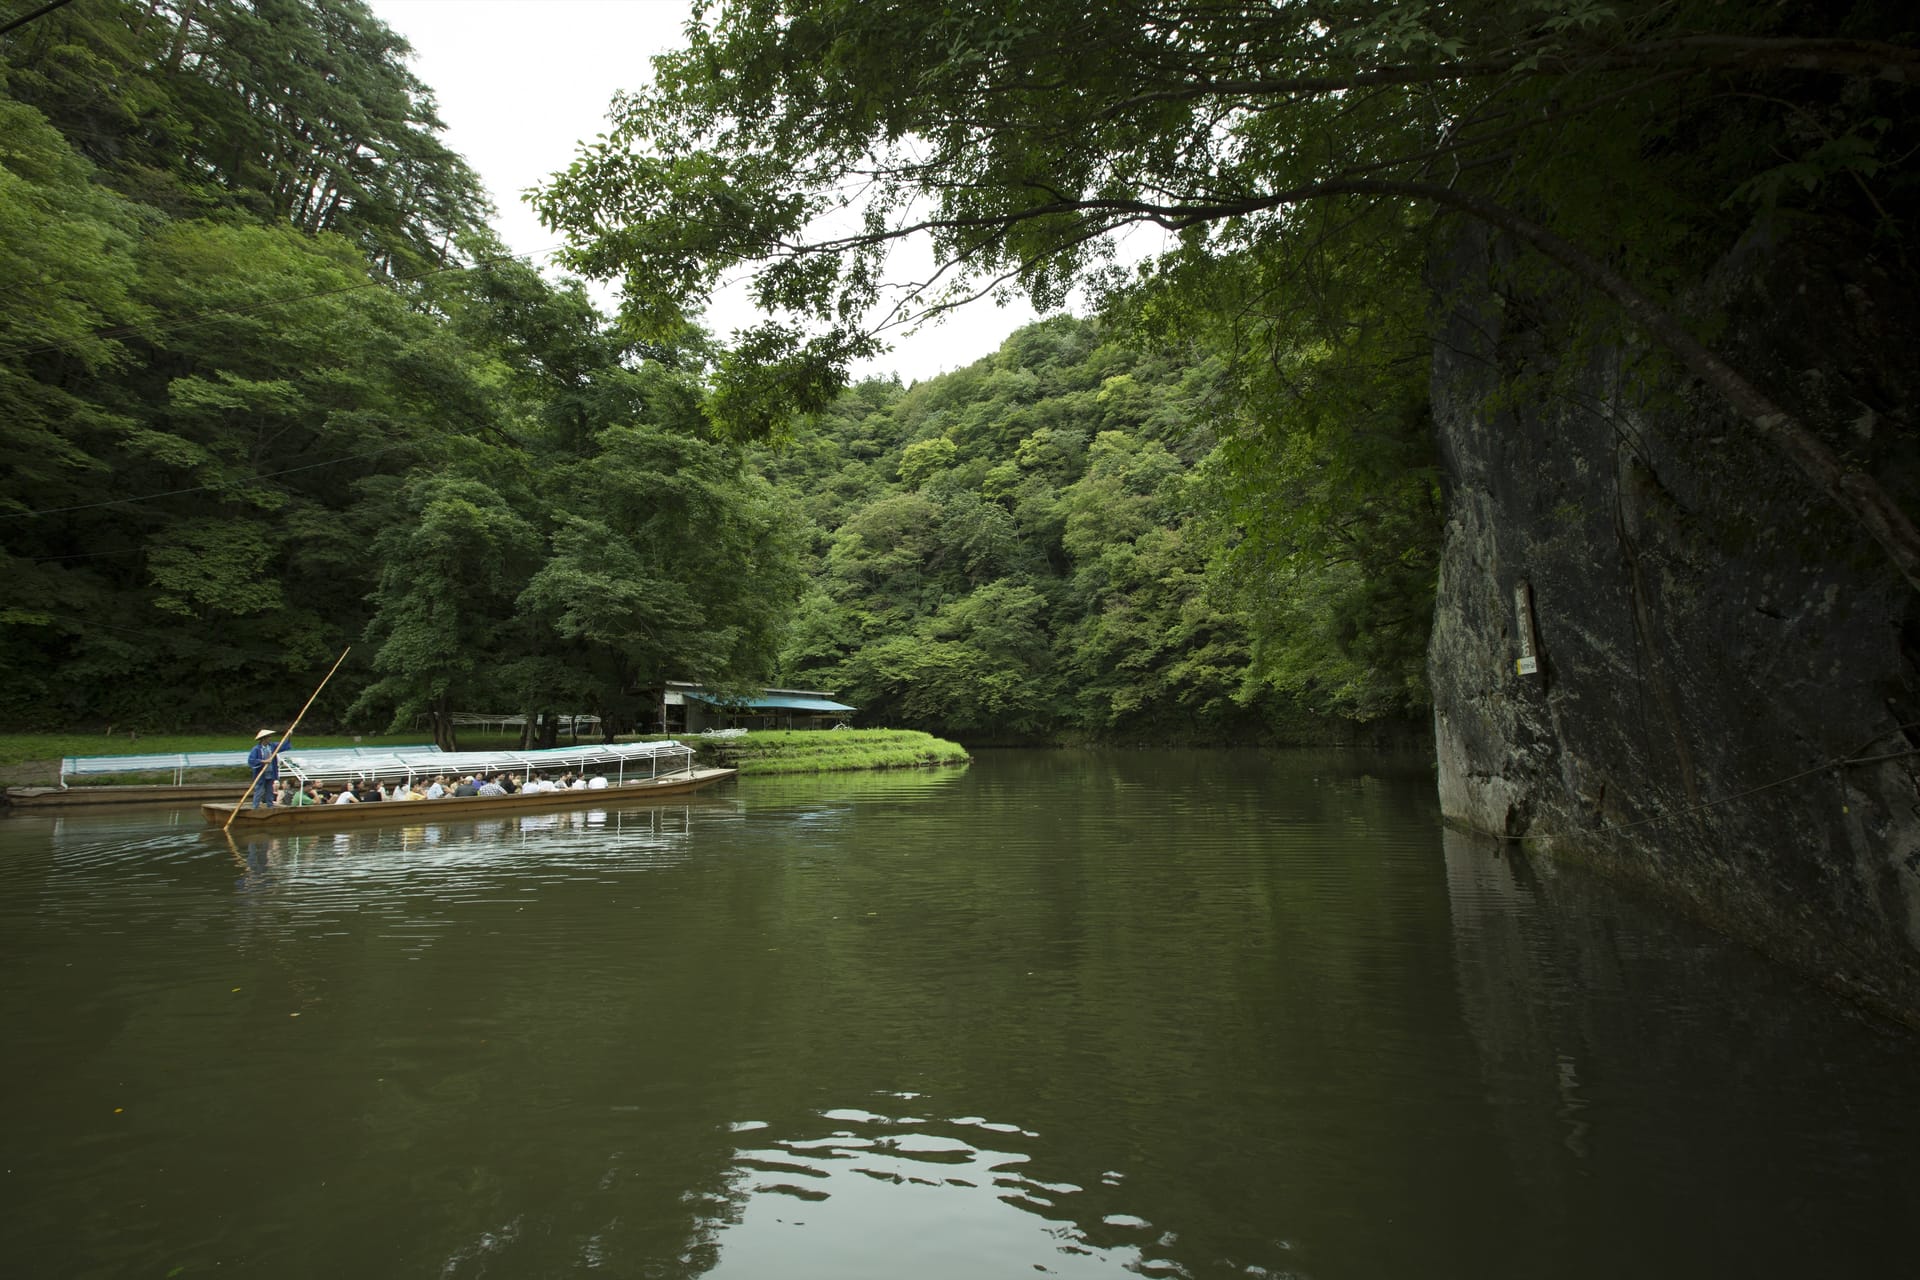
1427, 220, 1920, 1022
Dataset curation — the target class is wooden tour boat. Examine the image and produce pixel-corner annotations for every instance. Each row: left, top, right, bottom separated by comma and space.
204, 741, 735, 829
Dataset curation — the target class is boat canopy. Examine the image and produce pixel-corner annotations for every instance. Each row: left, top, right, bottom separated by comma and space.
277, 740, 695, 784
61, 744, 437, 786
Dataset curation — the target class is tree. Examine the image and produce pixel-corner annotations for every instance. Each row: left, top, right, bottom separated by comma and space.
534, 0, 1920, 586
518, 422, 805, 736
355, 472, 544, 750
3, 1, 488, 275
765, 314, 1324, 741
2, 1, 818, 731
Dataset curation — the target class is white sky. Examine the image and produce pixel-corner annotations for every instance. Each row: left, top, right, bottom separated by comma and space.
370, 0, 1040, 384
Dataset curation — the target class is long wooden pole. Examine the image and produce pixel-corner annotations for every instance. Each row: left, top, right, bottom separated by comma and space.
222, 646, 351, 832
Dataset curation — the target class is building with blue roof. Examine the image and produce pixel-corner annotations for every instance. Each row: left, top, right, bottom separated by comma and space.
656, 681, 856, 733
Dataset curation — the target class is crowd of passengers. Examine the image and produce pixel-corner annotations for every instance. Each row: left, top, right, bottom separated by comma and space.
270, 771, 609, 806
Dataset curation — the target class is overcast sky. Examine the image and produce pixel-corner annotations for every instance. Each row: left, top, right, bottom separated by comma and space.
370, 0, 1040, 384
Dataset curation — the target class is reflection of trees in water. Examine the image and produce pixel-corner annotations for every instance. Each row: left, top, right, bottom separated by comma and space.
730, 763, 971, 809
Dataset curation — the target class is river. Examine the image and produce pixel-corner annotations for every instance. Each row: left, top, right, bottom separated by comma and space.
1, 748, 1914, 1278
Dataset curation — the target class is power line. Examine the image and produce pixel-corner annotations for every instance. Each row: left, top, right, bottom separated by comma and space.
0, 241, 575, 364
3, 608, 329, 664
0, 437, 428, 520
0, 0, 79, 40
7, 546, 145, 563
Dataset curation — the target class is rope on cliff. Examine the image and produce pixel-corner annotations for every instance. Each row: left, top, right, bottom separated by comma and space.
1504, 720, 1920, 844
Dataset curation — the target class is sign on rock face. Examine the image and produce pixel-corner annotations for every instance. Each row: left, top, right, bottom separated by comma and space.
1513, 580, 1540, 677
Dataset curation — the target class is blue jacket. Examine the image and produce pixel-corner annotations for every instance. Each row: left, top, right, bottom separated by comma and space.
247, 741, 280, 783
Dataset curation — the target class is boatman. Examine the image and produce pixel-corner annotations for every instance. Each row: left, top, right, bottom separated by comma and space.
247, 729, 282, 808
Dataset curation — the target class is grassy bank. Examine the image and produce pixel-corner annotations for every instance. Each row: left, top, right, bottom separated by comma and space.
682, 729, 970, 776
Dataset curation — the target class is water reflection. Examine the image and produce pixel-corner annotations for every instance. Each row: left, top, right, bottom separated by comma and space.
1441, 827, 1920, 1278
707, 1097, 1191, 1279
219, 799, 722, 891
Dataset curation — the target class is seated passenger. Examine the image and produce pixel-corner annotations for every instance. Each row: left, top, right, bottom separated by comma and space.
286, 784, 315, 807
355, 779, 383, 802
453, 776, 480, 797
586, 775, 608, 789
425, 776, 448, 800
333, 786, 358, 804
476, 776, 508, 797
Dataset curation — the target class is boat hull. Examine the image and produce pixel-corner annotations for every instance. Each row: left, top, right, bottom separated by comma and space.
202, 766, 736, 829
7, 783, 240, 810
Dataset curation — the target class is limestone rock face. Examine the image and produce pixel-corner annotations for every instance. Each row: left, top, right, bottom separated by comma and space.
1427, 222, 1920, 1020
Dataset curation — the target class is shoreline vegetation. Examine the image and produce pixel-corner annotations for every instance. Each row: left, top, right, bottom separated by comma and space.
0, 729, 970, 791
677, 729, 970, 776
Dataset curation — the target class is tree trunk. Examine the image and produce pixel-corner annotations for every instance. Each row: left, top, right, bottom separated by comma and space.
166, 0, 198, 72
429, 700, 458, 753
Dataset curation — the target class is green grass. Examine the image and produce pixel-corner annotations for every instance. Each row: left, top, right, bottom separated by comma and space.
679, 728, 970, 776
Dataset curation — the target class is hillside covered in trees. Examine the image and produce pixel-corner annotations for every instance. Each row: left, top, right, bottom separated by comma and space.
0, 0, 801, 744
0, 0, 1433, 745
762, 316, 1436, 741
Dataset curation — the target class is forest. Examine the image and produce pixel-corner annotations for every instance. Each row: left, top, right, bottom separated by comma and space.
6, 0, 1912, 759
0, 0, 1438, 746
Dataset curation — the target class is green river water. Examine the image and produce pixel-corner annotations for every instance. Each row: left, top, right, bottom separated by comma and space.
1, 748, 1915, 1278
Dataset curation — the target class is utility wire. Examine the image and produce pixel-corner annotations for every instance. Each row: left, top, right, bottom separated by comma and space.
1, 608, 327, 665
0, 437, 428, 520
0, 0, 78, 39
0, 241, 574, 364
9, 546, 146, 563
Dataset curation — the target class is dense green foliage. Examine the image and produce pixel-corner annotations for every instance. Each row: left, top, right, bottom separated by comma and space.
1, 0, 1453, 744
537, 0, 1920, 585
0, 1, 800, 741
39, 2, 1890, 742
762, 315, 1436, 740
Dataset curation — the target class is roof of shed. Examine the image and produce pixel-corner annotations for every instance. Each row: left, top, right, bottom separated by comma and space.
687, 693, 855, 713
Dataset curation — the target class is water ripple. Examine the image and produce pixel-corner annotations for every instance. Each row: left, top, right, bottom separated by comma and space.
706, 1097, 1199, 1279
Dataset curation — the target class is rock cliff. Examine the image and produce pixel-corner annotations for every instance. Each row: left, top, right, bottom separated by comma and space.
1427, 219, 1920, 1023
